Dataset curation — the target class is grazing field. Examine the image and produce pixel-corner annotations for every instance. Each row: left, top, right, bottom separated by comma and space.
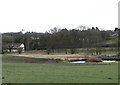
2, 55, 118, 83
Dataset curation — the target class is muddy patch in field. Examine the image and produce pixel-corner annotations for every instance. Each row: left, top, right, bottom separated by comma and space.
3, 55, 63, 63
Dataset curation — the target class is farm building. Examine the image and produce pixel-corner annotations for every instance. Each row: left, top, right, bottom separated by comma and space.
111, 28, 119, 38
4, 43, 25, 52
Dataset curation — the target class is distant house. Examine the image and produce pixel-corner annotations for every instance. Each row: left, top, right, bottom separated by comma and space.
111, 28, 118, 38
4, 43, 25, 52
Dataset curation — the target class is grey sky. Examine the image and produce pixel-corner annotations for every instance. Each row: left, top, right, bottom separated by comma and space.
0, 0, 119, 33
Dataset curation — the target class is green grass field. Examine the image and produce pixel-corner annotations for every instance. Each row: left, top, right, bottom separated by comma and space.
99, 38, 118, 45
2, 55, 118, 83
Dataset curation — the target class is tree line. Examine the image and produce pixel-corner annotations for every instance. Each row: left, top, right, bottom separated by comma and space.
2, 26, 116, 54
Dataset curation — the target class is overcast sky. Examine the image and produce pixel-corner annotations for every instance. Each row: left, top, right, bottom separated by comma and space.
0, 0, 119, 33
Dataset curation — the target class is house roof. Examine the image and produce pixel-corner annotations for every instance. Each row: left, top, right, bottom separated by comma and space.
5, 43, 23, 48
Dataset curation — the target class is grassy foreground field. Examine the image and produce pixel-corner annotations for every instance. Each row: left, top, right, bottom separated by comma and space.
2, 55, 118, 83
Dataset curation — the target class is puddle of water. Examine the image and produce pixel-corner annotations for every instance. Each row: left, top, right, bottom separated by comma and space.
102, 60, 117, 63
71, 60, 117, 63
71, 61, 86, 63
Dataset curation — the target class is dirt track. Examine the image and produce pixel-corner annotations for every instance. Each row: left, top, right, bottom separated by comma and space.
8, 53, 85, 60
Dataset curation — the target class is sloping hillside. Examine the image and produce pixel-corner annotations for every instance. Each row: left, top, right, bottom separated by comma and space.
104, 38, 118, 45
98, 37, 118, 47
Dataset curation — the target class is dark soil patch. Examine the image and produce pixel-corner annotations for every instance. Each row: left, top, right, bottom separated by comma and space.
2, 55, 63, 63
108, 77, 112, 79
2, 77, 5, 79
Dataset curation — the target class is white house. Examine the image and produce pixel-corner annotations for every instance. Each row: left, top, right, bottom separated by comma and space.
5, 43, 25, 52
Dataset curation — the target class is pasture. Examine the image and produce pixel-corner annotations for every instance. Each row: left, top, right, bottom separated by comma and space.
2, 54, 118, 83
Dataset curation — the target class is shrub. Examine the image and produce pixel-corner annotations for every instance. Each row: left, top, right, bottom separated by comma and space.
86, 58, 102, 62
18, 48, 23, 54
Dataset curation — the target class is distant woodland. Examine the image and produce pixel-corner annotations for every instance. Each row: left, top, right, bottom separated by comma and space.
2, 26, 119, 54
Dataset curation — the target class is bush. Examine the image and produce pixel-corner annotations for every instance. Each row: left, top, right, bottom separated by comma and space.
86, 58, 102, 62
98, 55, 118, 60
18, 48, 22, 54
